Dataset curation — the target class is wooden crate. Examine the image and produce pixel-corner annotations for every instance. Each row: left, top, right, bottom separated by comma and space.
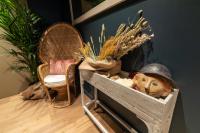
80, 69, 179, 133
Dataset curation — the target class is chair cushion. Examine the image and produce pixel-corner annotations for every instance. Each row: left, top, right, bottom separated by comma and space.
44, 75, 66, 83
44, 75, 66, 87
49, 59, 75, 74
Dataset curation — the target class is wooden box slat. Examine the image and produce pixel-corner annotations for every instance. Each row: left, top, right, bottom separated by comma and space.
80, 69, 179, 133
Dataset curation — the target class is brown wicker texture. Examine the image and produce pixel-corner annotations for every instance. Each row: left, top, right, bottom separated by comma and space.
39, 23, 83, 63
38, 23, 83, 107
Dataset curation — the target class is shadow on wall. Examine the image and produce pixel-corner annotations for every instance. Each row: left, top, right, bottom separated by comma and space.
170, 92, 188, 133
0, 38, 30, 98
121, 41, 153, 72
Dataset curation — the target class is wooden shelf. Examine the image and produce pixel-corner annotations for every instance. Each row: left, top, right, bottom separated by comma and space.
71, 0, 126, 25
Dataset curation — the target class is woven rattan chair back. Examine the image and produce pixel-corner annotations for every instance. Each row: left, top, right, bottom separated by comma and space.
39, 23, 83, 63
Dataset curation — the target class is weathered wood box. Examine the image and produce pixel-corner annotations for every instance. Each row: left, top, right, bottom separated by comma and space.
80, 69, 179, 133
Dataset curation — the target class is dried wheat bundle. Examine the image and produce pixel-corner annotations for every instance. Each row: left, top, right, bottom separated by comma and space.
79, 10, 154, 62
80, 42, 96, 60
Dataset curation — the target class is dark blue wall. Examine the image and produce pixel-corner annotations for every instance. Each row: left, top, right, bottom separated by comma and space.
77, 0, 200, 132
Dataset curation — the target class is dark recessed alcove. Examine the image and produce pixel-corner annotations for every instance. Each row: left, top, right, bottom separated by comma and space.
27, 0, 71, 27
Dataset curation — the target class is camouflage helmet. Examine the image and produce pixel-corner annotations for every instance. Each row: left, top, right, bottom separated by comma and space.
140, 63, 176, 87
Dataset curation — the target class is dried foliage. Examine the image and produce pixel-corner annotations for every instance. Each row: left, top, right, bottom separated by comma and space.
79, 10, 154, 61
80, 42, 96, 60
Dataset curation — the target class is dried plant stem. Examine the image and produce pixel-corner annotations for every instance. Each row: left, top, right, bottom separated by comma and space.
79, 10, 154, 62
98, 37, 118, 60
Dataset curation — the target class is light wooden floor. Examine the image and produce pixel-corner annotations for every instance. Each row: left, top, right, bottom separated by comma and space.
0, 94, 124, 133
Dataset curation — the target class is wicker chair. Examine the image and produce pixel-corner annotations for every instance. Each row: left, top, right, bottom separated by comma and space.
38, 23, 83, 107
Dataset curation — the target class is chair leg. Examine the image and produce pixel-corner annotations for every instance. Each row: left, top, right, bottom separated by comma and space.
73, 81, 77, 97
52, 84, 71, 108
43, 85, 52, 103
67, 83, 71, 105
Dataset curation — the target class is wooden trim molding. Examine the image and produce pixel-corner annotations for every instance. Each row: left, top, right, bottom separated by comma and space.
70, 0, 126, 25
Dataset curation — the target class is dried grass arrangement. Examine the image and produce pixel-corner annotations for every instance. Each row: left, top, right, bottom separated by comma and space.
79, 10, 154, 71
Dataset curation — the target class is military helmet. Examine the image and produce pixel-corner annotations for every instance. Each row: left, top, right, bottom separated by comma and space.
140, 63, 176, 87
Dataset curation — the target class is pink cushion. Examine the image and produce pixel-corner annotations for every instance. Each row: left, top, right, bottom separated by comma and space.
49, 59, 75, 75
